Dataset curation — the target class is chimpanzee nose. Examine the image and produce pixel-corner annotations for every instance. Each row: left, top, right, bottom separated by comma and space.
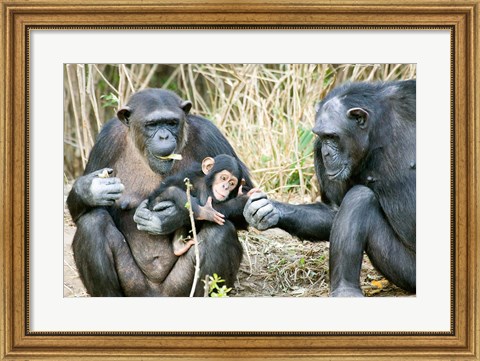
157, 129, 170, 140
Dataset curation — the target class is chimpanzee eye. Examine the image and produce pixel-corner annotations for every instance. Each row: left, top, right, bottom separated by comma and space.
229, 180, 236, 187
145, 122, 157, 130
221, 175, 227, 181
322, 133, 337, 141
166, 119, 178, 126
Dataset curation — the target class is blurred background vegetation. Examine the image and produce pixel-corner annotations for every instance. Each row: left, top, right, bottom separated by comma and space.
64, 64, 416, 202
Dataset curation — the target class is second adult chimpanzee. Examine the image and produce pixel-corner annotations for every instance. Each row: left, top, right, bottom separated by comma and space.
67, 88, 252, 296
147, 154, 253, 256
244, 80, 416, 297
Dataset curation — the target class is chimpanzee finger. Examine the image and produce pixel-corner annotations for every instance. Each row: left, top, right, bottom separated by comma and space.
244, 197, 270, 219
133, 210, 150, 224
137, 199, 148, 208
214, 218, 225, 225
133, 200, 151, 221
104, 182, 125, 195
244, 192, 268, 215
136, 225, 149, 232
247, 188, 261, 196
107, 192, 122, 201
254, 202, 275, 221
152, 200, 175, 212
98, 177, 122, 186
205, 197, 213, 207
215, 211, 225, 218
90, 168, 114, 178
95, 200, 115, 206
248, 191, 267, 201
213, 214, 225, 225
134, 215, 155, 229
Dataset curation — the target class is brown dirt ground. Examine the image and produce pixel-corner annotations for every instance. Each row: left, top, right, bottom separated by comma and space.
63, 187, 410, 298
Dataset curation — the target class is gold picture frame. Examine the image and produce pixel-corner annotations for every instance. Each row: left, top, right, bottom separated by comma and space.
1, 0, 478, 359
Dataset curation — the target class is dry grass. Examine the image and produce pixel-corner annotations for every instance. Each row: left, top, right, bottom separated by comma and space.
233, 228, 411, 297
234, 229, 330, 297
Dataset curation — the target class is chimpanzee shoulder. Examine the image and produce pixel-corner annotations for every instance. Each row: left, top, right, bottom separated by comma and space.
186, 115, 237, 156
83, 118, 127, 175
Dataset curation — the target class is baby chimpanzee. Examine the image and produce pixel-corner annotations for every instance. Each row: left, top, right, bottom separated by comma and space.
148, 154, 254, 256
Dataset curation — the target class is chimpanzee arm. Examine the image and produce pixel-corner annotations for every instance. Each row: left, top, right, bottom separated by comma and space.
211, 195, 244, 217
152, 186, 210, 220
211, 195, 248, 227
243, 192, 336, 241
67, 121, 127, 222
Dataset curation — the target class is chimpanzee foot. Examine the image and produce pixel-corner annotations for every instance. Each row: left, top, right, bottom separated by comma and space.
173, 237, 196, 256
330, 286, 364, 297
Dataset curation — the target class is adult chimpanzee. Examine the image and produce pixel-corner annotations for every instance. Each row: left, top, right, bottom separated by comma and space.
244, 80, 416, 297
67, 88, 252, 296
147, 154, 255, 256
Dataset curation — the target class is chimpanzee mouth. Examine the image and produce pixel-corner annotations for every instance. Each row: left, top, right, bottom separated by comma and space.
213, 189, 228, 201
326, 167, 345, 180
148, 153, 177, 175
153, 153, 183, 161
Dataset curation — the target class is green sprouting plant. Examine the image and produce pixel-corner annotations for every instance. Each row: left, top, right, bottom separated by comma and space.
203, 273, 232, 297
285, 125, 315, 191
100, 93, 119, 108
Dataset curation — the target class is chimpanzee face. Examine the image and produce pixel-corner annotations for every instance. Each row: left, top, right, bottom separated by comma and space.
211, 170, 239, 201
312, 96, 370, 182
117, 89, 192, 175
202, 155, 243, 202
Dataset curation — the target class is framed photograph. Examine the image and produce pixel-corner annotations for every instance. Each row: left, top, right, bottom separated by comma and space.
1, 0, 478, 360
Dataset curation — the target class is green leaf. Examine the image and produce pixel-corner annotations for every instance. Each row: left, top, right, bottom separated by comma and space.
100, 93, 119, 108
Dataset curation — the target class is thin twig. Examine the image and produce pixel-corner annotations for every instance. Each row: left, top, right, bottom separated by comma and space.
203, 275, 211, 297
185, 178, 201, 297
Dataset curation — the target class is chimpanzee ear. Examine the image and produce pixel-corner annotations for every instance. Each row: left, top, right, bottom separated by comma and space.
201, 157, 215, 175
117, 106, 132, 126
181, 100, 192, 115
347, 107, 369, 129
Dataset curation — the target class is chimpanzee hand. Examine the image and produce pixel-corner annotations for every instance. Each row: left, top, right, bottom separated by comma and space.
134, 199, 184, 235
73, 168, 124, 207
243, 192, 280, 231
196, 197, 225, 225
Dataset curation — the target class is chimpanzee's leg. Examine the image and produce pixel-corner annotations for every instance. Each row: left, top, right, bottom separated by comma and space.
160, 220, 242, 296
72, 208, 148, 297
329, 185, 415, 297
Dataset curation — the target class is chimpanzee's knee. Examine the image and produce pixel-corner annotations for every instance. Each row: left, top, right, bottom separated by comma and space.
342, 185, 377, 213
198, 221, 243, 293
72, 209, 124, 296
